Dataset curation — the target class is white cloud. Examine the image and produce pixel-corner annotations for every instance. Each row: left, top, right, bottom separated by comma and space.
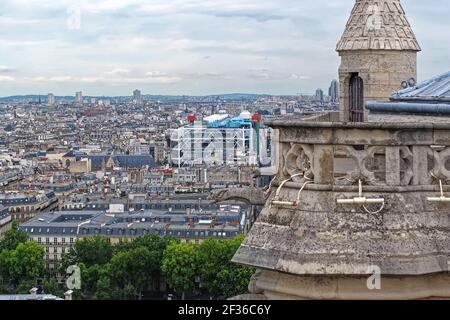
0, 0, 449, 96
145, 71, 168, 77
0, 76, 15, 81
144, 71, 182, 84
105, 68, 131, 75
290, 74, 310, 80
19, 73, 182, 85
25, 76, 74, 82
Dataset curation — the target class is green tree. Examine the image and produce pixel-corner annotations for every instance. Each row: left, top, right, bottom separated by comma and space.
115, 235, 176, 285
15, 279, 38, 294
0, 221, 29, 251
59, 236, 113, 272
0, 241, 45, 292
162, 242, 200, 300
42, 277, 64, 297
9, 241, 45, 285
197, 238, 227, 296
79, 263, 105, 297
108, 247, 159, 299
94, 271, 137, 300
0, 275, 7, 294
94, 274, 114, 300
197, 235, 254, 299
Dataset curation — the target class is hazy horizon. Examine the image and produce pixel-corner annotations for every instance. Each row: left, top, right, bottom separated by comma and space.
1, 0, 449, 97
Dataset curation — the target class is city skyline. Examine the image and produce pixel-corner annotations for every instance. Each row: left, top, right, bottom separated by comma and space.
0, 0, 449, 97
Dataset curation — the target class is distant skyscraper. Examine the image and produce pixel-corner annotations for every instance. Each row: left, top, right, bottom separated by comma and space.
328, 80, 340, 103
75, 91, 83, 104
47, 93, 55, 105
133, 89, 142, 105
90, 97, 97, 104
315, 88, 324, 102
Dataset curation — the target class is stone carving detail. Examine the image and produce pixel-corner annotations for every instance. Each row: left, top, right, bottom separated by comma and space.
336, 0, 421, 52
278, 143, 434, 187
433, 147, 450, 182
209, 188, 268, 206
282, 144, 314, 182
399, 146, 414, 185
337, 145, 385, 185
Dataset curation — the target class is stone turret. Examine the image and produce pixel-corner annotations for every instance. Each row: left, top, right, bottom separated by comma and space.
337, 0, 421, 122
231, 1, 450, 300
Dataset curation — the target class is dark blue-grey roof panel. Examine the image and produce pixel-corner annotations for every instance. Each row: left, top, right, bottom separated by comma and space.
114, 155, 155, 168
393, 71, 450, 101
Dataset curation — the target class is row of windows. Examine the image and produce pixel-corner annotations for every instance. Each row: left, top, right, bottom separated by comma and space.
0, 198, 35, 204
27, 227, 76, 234
45, 254, 59, 261
184, 239, 201, 245
10, 206, 36, 213
12, 213, 35, 221
82, 228, 237, 238
85, 204, 203, 210
45, 246, 69, 254
37, 237, 74, 244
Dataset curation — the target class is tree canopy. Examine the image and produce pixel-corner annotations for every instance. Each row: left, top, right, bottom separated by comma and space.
0, 221, 29, 252
1, 227, 253, 299
162, 242, 200, 299
0, 240, 45, 292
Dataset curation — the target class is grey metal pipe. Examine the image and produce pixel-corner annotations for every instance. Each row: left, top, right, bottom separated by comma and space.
366, 101, 450, 114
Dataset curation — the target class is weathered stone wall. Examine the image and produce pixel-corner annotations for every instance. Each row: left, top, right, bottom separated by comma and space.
232, 121, 450, 299
246, 270, 450, 300
207, 166, 255, 185
339, 50, 417, 122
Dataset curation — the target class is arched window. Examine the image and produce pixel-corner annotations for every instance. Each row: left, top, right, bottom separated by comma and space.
349, 73, 364, 122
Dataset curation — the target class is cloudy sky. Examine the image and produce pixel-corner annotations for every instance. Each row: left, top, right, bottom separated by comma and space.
0, 0, 449, 97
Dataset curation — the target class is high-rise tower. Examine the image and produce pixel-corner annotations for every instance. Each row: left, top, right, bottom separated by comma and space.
329, 80, 339, 103
133, 89, 142, 105
75, 91, 83, 104
47, 93, 55, 105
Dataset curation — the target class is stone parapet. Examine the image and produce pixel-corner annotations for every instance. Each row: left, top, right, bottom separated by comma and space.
232, 120, 450, 299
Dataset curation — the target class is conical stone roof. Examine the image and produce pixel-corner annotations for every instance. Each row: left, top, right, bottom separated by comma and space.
336, 0, 421, 51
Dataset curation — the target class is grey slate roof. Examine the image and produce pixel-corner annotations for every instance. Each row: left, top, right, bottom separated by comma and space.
20, 210, 242, 239
392, 71, 450, 102
88, 155, 109, 170
114, 155, 155, 168
0, 205, 10, 221
88, 154, 156, 170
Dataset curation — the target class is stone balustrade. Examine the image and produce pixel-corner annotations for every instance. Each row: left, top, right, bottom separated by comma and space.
268, 120, 450, 191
